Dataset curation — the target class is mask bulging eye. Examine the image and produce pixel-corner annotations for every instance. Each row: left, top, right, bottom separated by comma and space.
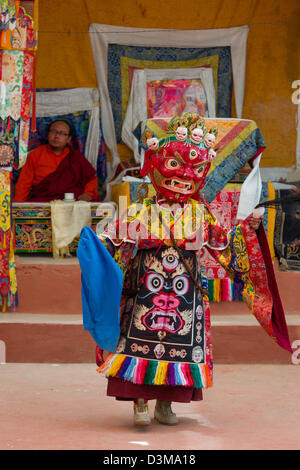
145, 273, 164, 293
173, 275, 189, 295
165, 158, 180, 170
189, 149, 198, 160
162, 254, 179, 271
195, 166, 205, 176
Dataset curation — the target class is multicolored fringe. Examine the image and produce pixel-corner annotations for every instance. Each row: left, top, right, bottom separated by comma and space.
208, 278, 243, 302
97, 354, 212, 390
0, 291, 18, 312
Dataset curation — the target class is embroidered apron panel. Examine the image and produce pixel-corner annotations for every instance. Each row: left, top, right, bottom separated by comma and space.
118, 246, 206, 365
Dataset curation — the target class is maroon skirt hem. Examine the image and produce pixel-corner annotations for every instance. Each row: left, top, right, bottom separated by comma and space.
107, 377, 203, 402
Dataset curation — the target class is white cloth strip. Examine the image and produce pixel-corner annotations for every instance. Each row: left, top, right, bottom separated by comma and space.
236, 153, 263, 220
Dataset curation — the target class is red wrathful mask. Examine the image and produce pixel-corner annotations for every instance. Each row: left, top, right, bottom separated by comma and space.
140, 140, 210, 203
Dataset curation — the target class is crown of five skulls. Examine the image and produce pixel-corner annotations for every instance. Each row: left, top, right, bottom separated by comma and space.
142, 113, 218, 161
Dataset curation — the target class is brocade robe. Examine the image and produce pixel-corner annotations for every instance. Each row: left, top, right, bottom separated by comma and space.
79, 197, 291, 399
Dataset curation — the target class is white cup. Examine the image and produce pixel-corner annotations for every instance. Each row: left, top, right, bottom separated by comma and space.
64, 193, 75, 201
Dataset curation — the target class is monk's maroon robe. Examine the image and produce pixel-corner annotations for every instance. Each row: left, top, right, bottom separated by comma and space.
28, 147, 97, 202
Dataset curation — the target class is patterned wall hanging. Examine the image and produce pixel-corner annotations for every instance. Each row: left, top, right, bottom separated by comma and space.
108, 44, 231, 144
0, 169, 17, 310
89, 23, 248, 179
0, 0, 38, 169
0, 1, 38, 51
0, 0, 38, 310
147, 78, 208, 119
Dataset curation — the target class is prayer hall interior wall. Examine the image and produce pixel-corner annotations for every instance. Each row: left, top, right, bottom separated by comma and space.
36, 0, 300, 171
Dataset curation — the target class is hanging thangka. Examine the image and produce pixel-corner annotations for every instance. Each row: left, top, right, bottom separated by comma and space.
0, 0, 17, 33
107, 44, 232, 142
0, 0, 37, 310
0, 0, 37, 170
0, 169, 17, 310
0, 48, 35, 168
147, 79, 208, 119
0, 1, 38, 51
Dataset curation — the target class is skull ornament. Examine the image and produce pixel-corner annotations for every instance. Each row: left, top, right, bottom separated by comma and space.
192, 346, 204, 363
154, 343, 166, 359
175, 126, 188, 142
190, 127, 204, 145
208, 148, 216, 160
146, 137, 159, 151
204, 132, 216, 148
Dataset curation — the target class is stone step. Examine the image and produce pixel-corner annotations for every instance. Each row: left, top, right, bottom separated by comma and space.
14, 255, 82, 315
13, 255, 300, 316
7, 256, 299, 365
0, 313, 298, 365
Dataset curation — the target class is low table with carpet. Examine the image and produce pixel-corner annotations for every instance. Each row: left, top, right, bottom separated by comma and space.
12, 202, 117, 254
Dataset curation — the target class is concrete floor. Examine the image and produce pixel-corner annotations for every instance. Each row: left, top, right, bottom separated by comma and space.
0, 363, 299, 450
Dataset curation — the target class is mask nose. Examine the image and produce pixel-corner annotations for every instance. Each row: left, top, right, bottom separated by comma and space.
152, 293, 180, 310
182, 166, 194, 179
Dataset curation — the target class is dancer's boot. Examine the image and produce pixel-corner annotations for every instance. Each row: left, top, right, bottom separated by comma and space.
133, 398, 151, 426
154, 400, 178, 425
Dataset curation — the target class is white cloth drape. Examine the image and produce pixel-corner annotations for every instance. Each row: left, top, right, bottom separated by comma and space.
50, 200, 92, 258
89, 23, 249, 176
36, 88, 100, 169
121, 67, 216, 163
236, 153, 263, 220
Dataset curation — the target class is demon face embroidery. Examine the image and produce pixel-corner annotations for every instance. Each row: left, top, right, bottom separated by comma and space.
132, 247, 194, 340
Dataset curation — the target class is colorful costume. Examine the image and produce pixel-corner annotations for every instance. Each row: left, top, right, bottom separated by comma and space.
14, 144, 98, 202
78, 113, 292, 425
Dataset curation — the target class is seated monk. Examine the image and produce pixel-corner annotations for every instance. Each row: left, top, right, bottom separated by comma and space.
14, 119, 98, 202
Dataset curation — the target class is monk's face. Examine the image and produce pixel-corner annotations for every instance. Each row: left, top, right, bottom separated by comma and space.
48, 121, 72, 153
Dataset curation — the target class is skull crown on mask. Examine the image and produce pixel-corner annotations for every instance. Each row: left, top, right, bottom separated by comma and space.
140, 114, 218, 203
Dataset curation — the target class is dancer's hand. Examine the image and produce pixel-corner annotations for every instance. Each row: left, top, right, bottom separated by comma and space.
248, 213, 264, 231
